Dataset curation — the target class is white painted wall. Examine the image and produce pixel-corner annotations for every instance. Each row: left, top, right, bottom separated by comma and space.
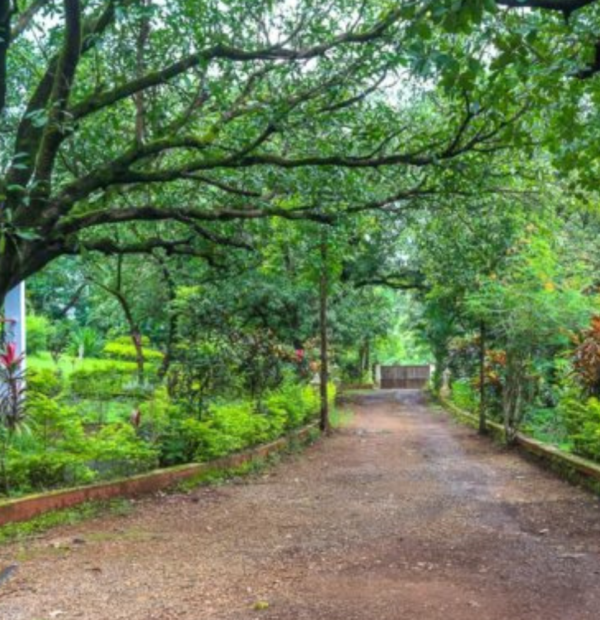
4, 283, 26, 370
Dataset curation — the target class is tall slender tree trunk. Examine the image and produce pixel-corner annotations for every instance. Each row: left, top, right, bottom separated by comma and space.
319, 232, 330, 434
130, 329, 146, 385
155, 256, 178, 380
113, 256, 145, 385
478, 321, 487, 435
503, 350, 525, 445
89, 257, 145, 384
358, 338, 370, 377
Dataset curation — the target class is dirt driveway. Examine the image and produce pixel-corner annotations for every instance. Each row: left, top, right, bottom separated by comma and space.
1, 390, 600, 620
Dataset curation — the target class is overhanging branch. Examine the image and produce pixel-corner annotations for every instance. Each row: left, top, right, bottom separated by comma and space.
497, 0, 597, 11
55, 204, 335, 237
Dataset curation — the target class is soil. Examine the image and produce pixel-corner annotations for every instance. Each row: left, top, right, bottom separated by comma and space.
1, 390, 600, 619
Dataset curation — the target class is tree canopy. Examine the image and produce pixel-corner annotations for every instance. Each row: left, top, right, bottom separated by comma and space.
0, 0, 553, 302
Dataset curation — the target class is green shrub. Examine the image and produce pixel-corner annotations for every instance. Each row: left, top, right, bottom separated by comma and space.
2, 377, 323, 495
69, 364, 138, 399
7, 451, 96, 492
521, 406, 570, 447
327, 381, 337, 408
26, 314, 51, 354
27, 367, 63, 398
158, 380, 322, 465
559, 393, 600, 461
450, 378, 479, 412
86, 423, 159, 478
139, 386, 174, 446
27, 394, 86, 452
265, 381, 320, 430
183, 418, 242, 461
211, 401, 271, 447
103, 336, 164, 363
164, 402, 270, 463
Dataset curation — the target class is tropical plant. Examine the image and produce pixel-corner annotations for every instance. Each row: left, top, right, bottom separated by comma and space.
572, 316, 600, 398
0, 342, 25, 492
68, 326, 104, 359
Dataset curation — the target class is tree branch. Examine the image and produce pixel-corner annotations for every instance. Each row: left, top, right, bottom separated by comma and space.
11, 0, 47, 38
181, 173, 263, 198
8, 0, 127, 202
497, 0, 597, 11
55, 204, 335, 237
74, 237, 222, 266
33, 0, 83, 193
69, 8, 403, 121
0, 0, 11, 113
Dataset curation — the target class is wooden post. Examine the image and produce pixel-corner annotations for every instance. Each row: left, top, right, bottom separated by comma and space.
319, 232, 330, 433
4, 283, 26, 371
374, 364, 381, 389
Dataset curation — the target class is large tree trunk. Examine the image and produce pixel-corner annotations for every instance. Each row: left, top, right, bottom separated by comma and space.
319, 233, 330, 434
0, 239, 63, 306
0, 247, 25, 306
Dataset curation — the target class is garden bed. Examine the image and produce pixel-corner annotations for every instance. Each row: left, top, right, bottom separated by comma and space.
0, 423, 319, 527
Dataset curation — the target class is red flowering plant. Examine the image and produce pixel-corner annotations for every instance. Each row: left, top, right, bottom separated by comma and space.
572, 316, 600, 398
0, 342, 25, 429
0, 341, 25, 493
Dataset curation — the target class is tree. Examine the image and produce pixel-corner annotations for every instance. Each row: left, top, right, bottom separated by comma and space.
465, 221, 595, 441
0, 0, 532, 304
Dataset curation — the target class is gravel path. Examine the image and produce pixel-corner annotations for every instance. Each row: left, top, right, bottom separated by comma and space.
1, 390, 600, 619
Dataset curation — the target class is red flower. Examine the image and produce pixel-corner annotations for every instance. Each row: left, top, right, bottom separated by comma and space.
295, 348, 305, 362
0, 342, 23, 371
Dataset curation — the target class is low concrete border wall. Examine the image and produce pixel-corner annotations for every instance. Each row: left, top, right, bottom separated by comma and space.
0, 423, 319, 527
438, 397, 600, 492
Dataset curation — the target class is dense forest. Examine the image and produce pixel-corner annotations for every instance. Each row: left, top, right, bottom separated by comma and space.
1, 0, 600, 497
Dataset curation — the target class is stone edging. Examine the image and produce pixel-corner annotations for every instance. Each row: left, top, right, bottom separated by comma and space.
0, 423, 319, 527
437, 396, 600, 492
